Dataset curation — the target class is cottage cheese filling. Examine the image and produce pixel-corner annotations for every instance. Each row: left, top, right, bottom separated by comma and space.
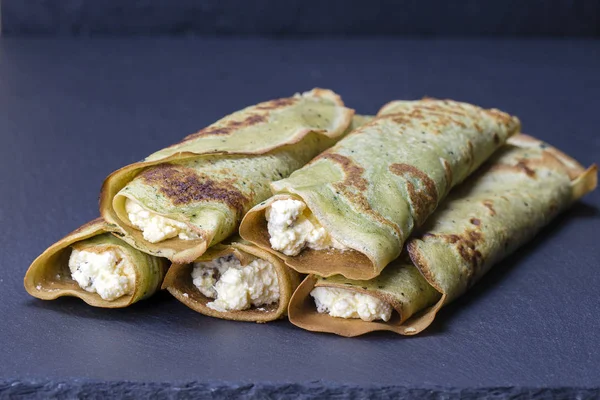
191, 254, 279, 312
310, 287, 393, 322
125, 199, 201, 243
69, 249, 135, 301
265, 199, 347, 256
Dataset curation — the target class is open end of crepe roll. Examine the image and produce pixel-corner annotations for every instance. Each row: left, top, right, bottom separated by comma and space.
68, 241, 135, 301
265, 198, 348, 256
288, 265, 442, 337
240, 195, 376, 280
24, 218, 168, 308
100, 89, 356, 264
124, 199, 202, 243
240, 99, 521, 281
112, 180, 211, 263
162, 241, 300, 322
311, 287, 393, 322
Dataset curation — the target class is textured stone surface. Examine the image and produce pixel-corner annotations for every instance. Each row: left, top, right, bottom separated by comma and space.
2, 380, 600, 399
2, 0, 599, 36
0, 38, 599, 396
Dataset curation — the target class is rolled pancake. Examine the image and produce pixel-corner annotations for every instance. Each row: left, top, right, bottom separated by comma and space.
24, 218, 169, 308
100, 89, 355, 264
162, 240, 301, 322
288, 134, 597, 336
241, 99, 520, 280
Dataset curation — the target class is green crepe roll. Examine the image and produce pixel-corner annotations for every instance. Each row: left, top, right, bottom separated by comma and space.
241, 98, 520, 280
99, 89, 355, 264
162, 239, 301, 323
24, 218, 169, 308
288, 134, 597, 336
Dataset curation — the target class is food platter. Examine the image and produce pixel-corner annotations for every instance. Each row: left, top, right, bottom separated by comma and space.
1, 37, 598, 397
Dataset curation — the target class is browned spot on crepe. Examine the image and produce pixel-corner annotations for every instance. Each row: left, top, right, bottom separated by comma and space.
414, 227, 485, 287
389, 163, 439, 226
255, 97, 298, 110
312, 152, 402, 239
516, 161, 536, 177
318, 153, 368, 191
139, 164, 249, 215
442, 159, 453, 188
483, 200, 496, 215
180, 114, 268, 142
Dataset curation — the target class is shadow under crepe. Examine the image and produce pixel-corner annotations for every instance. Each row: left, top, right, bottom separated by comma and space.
24, 289, 179, 321
24, 277, 295, 330
24, 283, 298, 341
420, 201, 599, 337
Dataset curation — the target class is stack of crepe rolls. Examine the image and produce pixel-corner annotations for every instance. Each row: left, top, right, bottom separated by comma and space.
288, 134, 597, 336
100, 89, 355, 264
161, 116, 374, 322
240, 98, 521, 280
25, 89, 356, 309
24, 218, 169, 308
162, 239, 301, 322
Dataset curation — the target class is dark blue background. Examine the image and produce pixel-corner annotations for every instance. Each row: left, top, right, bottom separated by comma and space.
3, 0, 600, 36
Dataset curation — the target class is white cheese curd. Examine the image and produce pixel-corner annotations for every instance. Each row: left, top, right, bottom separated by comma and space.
125, 198, 201, 243
69, 249, 135, 301
191, 255, 233, 298
191, 255, 279, 312
265, 199, 347, 256
310, 287, 393, 322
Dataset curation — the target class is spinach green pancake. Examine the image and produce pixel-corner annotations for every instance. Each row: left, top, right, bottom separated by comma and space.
288, 135, 597, 336
241, 98, 520, 280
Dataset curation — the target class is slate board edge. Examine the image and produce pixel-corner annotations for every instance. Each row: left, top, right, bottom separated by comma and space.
2, 379, 600, 399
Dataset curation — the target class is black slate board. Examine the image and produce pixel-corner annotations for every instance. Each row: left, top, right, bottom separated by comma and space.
1, 38, 599, 398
